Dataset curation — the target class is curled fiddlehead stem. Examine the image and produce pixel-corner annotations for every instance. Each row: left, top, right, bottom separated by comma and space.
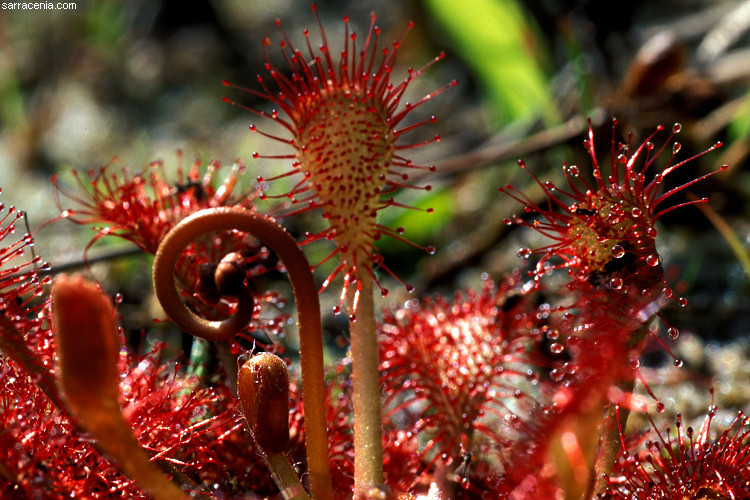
152, 207, 333, 500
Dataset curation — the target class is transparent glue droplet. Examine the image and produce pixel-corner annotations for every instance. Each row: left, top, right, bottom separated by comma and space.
611, 244, 625, 259
550, 368, 564, 382
564, 362, 578, 375
673, 123, 682, 133
673, 358, 684, 368
678, 297, 688, 307
646, 255, 660, 267
672, 142, 682, 154
667, 327, 679, 340
610, 278, 623, 290
549, 343, 564, 354
517, 247, 531, 259
656, 402, 666, 413
568, 165, 579, 176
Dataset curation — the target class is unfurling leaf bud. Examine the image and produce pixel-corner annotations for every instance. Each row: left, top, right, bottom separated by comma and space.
215, 252, 247, 296
238, 352, 290, 453
51, 274, 120, 421
195, 262, 221, 305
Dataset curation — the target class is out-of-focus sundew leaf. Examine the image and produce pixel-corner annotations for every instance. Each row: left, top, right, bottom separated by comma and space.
423, 0, 557, 125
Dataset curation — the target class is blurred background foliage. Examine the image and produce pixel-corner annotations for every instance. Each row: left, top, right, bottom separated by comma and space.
2, 0, 750, 417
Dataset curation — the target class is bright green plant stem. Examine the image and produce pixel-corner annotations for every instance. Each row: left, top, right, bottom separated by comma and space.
152, 207, 333, 500
348, 270, 385, 496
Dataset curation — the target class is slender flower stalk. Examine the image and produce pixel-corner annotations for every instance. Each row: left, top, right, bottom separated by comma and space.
224, 6, 454, 493
347, 276, 384, 493
152, 207, 333, 499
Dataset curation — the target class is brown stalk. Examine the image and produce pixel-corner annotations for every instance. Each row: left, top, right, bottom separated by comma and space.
52, 274, 189, 500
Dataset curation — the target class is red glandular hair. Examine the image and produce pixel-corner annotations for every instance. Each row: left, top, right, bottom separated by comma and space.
605, 409, 750, 499
1, 339, 279, 498
225, 4, 456, 304
0, 199, 55, 400
52, 152, 256, 255
500, 120, 724, 297
0, 190, 278, 497
497, 121, 726, 495
378, 275, 550, 495
51, 154, 287, 340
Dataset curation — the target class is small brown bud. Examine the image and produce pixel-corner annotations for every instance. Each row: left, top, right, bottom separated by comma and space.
238, 352, 290, 453
215, 252, 247, 296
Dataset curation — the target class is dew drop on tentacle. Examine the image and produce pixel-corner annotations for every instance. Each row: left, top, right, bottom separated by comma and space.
229, 339, 241, 354
611, 244, 625, 259
549, 343, 564, 354
549, 368, 564, 382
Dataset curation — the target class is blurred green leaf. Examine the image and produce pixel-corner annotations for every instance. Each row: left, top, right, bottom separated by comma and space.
729, 91, 750, 140
377, 187, 454, 250
424, 0, 557, 125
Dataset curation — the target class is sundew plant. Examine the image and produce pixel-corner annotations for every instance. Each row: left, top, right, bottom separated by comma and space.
1, 1, 749, 499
